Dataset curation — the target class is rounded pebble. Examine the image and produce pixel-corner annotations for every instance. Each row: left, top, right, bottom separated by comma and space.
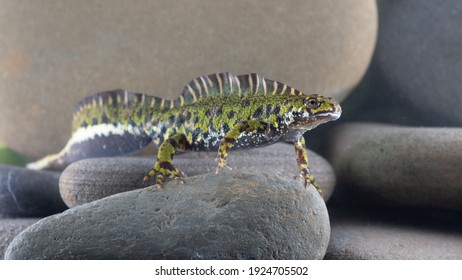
375, 0, 462, 124
1, 218, 40, 259
0, 165, 68, 217
327, 122, 462, 210
325, 207, 462, 260
6, 170, 330, 260
60, 143, 336, 207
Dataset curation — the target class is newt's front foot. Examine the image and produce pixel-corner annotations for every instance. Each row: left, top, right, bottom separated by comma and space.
215, 156, 233, 174
297, 167, 322, 196
143, 161, 185, 188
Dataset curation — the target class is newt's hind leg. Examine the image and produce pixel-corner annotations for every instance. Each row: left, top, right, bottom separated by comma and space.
143, 134, 189, 188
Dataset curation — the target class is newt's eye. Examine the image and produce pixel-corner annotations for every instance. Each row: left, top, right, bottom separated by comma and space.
305, 98, 320, 109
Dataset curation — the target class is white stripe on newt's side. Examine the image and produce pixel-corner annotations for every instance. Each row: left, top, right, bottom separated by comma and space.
69, 123, 144, 146
26, 123, 144, 170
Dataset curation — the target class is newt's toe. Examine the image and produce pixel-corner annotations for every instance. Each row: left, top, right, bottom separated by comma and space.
215, 159, 232, 174
144, 161, 185, 188
298, 168, 322, 196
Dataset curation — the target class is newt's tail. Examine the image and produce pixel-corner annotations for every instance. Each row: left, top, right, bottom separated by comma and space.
27, 89, 156, 170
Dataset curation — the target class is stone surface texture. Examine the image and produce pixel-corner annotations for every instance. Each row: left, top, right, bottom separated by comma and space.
325, 207, 462, 260
6, 171, 330, 260
1, 218, 40, 260
327, 122, 462, 210
0, 0, 377, 158
0, 165, 68, 217
60, 143, 336, 207
375, 0, 462, 124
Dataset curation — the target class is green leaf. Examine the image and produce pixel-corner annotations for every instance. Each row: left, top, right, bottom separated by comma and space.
0, 142, 29, 166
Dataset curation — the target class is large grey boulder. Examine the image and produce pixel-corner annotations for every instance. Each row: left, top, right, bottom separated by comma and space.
5, 170, 330, 260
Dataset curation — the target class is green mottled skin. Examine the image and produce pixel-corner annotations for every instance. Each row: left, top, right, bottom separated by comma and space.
28, 72, 342, 194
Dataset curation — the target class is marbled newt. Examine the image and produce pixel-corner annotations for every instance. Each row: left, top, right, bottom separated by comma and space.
27, 72, 341, 194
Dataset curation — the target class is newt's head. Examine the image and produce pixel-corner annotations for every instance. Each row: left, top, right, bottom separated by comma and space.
291, 94, 342, 131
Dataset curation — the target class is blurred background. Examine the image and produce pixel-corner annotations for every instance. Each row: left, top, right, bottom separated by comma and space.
0, 0, 377, 161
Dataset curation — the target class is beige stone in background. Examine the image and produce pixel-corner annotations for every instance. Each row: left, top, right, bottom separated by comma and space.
0, 0, 377, 157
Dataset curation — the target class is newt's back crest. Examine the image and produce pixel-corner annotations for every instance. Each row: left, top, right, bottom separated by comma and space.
177, 72, 304, 105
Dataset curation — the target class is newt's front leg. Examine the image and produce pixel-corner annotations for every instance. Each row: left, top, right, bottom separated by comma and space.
294, 137, 322, 195
216, 120, 266, 173
143, 134, 189, 188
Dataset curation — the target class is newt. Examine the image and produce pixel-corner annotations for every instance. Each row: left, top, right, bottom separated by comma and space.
27, 72, 341, 194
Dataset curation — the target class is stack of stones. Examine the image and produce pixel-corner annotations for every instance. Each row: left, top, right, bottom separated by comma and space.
0, 1, 378, 259
323, 0, 462, 259
0, 165, 67, 259
3, 0, 462, 260
3, 146, 336, 259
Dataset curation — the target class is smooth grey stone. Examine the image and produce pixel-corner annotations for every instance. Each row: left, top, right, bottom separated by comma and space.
1, 218, 40, 259
60, 143, 336, 207
6, 170, 330, 260
0, 0, 377, 158
327, 122, 462, 210
0, 165, 68, 217
375, 0, 462, 124
325, 207, 462, 260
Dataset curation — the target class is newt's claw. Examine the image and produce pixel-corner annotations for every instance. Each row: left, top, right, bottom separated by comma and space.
143, 161, 185, 188
175, 171, 187, 184
297, 168, 322, 196
215, 157, 233, 173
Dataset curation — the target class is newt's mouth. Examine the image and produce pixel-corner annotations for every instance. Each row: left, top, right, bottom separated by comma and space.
312, 108, 342, 122
322, 110, 342, 120
292, 112, 340, 131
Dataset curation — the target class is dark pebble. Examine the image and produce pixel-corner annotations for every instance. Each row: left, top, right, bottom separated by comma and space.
1, 218, 40, 259
0, 165, 67, 217
327, 122, 462, 210
325, 206, 462, 259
